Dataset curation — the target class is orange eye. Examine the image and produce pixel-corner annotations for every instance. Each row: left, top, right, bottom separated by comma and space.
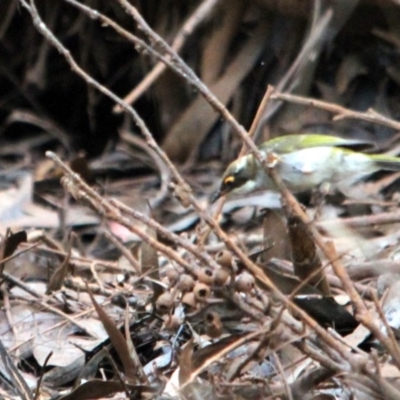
224, 176, 235, 185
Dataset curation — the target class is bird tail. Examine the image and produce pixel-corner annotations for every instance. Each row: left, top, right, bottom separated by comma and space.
370, 154, 400, 171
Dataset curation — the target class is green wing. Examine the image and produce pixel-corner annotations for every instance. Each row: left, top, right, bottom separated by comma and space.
369, 154, 400, 171
259, 134, 372, 154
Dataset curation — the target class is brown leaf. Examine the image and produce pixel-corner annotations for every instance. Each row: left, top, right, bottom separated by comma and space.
86, 285, 137, 383
57, 379, 125, 400
69, 152, 94, 185
261, 209, 290, 261
46, 235, 72, 294
0, 229, 27, 274
178, 338, 194, 386
287, 213, 331, 296
3, 230, 27, 259
0, 337, 32, 400
140, 225, 159, 279
124, 304, 148, 384
192, 334, 247, 372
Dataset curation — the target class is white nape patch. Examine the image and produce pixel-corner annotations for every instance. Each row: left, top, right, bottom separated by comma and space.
233, 155, 250, 172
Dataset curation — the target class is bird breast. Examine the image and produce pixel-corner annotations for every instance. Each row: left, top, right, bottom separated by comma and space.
272, 147, 374, 192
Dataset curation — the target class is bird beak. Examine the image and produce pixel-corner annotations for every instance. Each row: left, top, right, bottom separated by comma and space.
211, 188, 224, 203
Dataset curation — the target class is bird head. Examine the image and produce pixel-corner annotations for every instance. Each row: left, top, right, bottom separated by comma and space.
213, 154, 259, 201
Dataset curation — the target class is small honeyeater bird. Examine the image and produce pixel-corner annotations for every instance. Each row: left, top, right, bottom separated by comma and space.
214, 134, 400, 199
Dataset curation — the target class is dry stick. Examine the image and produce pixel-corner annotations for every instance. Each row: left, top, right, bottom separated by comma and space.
30, 245, 123, 272
273, 351, 293, 400
103, 231, 141, 274
65, 276, 114, 297
270, 258, 377, 300
297, 340, 347, 374
36, 228, 257, 277
62, 0, 242, 148
115, 0, 252, 144
319, 210, 400, 229
371, 290, 400, 358
109, 199, 220, 271
114, 0, 221, 112
119, 130, 170, 208
49, 153, 254, 296
12, 293, 97, 338
373, 28, 400, 49
271, 92, 400, 131
347, 260, 400, 281
238, 85, 275, 158
46, 152, 221, 279
202, 85, 275, 244
22, 0, 379, 376
2, 271, 48, 300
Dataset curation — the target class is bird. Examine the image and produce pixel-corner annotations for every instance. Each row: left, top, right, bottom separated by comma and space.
214, 134, 400, 200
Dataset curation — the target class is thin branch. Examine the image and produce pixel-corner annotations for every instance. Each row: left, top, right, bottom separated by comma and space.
271, 91, 400, 131
114, 0, 221, 111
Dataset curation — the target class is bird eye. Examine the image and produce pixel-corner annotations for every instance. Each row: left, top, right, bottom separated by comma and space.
223, 175, 235, 187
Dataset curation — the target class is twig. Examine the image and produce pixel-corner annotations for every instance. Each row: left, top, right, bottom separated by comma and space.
46, 151, 220, 279
30, 245, 123, 272
273, 351, 293, 400
319, 210, 400, 229
271, 91, 400, 131
113, 0, 221, 111
260, 8, 334, 123
118, 130, 171, 208
240, 85, 274, 155
104, 231, 141, 274
114, 0, 256, 149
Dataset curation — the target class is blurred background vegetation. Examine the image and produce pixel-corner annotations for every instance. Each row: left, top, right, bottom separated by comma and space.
1, 0, 400, 166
